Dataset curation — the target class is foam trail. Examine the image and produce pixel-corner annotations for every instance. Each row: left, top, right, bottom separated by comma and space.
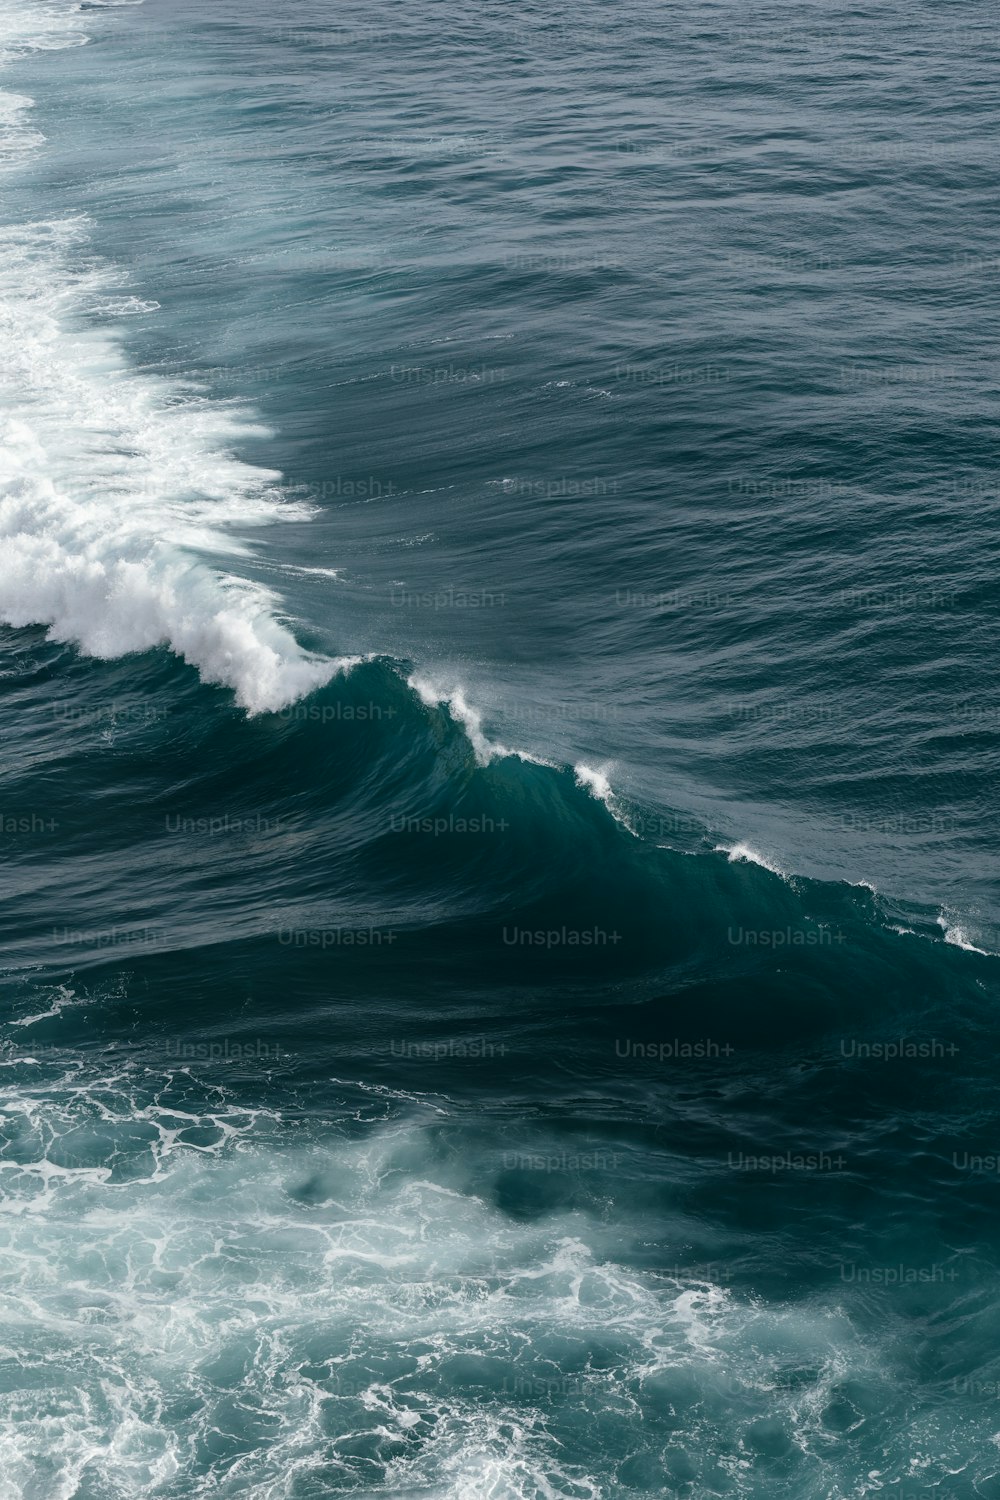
0, 14, 345, 714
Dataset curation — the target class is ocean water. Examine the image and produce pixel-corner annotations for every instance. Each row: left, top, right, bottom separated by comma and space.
2, 1, 1000, 1496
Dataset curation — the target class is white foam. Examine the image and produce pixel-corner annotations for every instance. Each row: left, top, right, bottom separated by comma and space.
403, 680, 646, 833
0, 17, 348, 715
81, 293, 161, 316
0, 1037, 983, 1500
408, 674, 509, 763
881, 915, 997, 958
573, 761, 614, 804
12, 983, 80, 1027
404, 677, 638, 818
285, 564, 343, 580
573, 760, 638, 833
407, 673, 558, 771
0, 3, 88, 68
937, 915, 992, 956
0, 1068, 696, 1486
717, 840, 791, 879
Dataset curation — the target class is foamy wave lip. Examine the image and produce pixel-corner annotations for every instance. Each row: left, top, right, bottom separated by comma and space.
408, 674, 507, 764
405, 681, 639, 830
937, 915, 993, 956
716, 840, 790, 879
574, 762, 614, 804
0, 212, 348, 713
407, 674, 554, 769
573, 761, 637, 832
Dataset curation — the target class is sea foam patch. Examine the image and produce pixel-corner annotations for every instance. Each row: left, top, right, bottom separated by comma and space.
0, 1056, 902, 1500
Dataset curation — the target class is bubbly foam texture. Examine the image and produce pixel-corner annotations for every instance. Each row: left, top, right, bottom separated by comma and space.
573, 762, 613, 804
0, 2, 86, 68
2, 1041, 992, 1500
0, 7, 344, 714
0, 1044, 914, 1500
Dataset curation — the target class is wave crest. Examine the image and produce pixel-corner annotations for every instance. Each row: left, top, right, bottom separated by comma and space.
0, 210, 345, 711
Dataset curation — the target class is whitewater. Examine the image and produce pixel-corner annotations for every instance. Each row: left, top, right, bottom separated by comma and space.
0, 2, 343, 713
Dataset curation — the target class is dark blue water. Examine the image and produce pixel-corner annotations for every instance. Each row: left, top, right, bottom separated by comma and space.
2, 2, 1000, 1496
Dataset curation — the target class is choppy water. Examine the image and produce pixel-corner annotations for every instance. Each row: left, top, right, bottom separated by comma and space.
2, 2, 1000, 1496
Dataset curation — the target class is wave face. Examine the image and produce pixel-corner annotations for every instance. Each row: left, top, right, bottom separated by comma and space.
3, 0, 1000, 1497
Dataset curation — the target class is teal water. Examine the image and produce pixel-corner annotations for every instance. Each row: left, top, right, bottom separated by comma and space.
2, 2, 1000, 1496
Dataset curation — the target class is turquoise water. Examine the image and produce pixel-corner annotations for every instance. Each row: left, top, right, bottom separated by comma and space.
2, 1, 1000, 1496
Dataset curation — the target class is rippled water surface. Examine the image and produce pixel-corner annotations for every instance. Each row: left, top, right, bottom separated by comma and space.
1, 1, 999, 1496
